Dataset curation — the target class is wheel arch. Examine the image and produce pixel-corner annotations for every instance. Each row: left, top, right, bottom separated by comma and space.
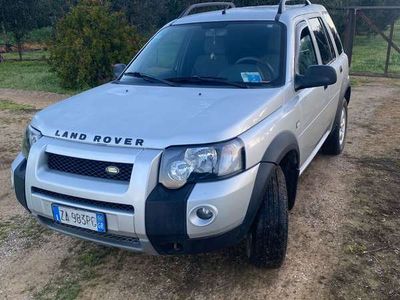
278, 150, 300, 210
261, 131, 300, 210
261, 131, 300, 164
344, 86, 351, 104
340, 78, 351, 105
240, 132, 301, 239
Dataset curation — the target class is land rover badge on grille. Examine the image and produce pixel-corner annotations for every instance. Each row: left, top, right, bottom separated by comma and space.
105, 166, 120, 176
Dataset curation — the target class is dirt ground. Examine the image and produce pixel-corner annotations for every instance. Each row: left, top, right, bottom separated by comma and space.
0, 78, 399, 300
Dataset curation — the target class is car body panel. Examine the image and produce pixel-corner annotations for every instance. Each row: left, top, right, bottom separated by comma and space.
32, 83, 285, 149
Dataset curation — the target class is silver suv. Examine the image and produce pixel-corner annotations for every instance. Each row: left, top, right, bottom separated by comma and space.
11, 1, 350, 268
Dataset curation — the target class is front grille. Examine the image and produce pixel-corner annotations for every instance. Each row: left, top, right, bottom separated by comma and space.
32, 187, 134, 213
47, 153, 133, 182
38, 216, 141, 249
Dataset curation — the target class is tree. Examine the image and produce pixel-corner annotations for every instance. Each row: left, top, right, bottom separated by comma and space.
0, 0, 62, 59
49, 0, 141, 89
0, 0, 40, 59
109, 0, 399, 37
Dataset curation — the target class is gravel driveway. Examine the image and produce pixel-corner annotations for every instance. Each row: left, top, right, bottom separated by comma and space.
0, 77, 399, 299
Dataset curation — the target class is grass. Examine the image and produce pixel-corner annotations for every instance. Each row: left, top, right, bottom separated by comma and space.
34, 244, 113, 300
352, 22, 400, 75
2, 50, 49, 61
0, 217, 47, 247
0, 221, 16, 243
0, 60, 75, 94
18, 217, 48, 241
0, 100, 35, 111
350, 77, 373, 87
345, 242, 367, 255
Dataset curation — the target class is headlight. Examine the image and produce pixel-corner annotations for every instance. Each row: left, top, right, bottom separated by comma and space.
22, 126, 42, 158
160, 139, 245, 189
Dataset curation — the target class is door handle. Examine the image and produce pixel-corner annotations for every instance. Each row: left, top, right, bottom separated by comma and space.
340, 66, 343, 73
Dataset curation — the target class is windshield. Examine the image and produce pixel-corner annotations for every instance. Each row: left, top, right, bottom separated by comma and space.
120, 21, 285, 88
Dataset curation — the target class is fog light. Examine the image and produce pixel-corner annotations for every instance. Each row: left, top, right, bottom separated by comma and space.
196, 207, 213, 220
189, 205, 218, 227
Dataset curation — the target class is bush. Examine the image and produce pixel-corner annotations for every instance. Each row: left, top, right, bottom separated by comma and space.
27, 27, 53, 45
49, 0, 141, 89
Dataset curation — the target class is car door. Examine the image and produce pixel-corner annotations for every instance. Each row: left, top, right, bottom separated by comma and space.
295, 21, 329, 166
308, 17, 341, 135
322, 11, 349, 124
322, 12, 346, 87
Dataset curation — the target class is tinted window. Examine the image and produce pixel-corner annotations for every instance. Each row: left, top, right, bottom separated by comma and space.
122, 22, 285, 87
321, 19, 336, 58
308, 18, 334, 64
323, 12, 344, 54
298, 27, 318, 75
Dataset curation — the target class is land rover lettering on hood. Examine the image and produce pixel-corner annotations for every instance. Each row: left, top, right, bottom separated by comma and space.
54, 130, 144, 147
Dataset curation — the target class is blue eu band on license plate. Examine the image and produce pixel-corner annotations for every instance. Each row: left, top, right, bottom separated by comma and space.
52, 204, 106, 233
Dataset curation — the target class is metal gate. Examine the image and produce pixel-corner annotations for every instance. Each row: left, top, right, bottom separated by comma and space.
336, 6, 400, 78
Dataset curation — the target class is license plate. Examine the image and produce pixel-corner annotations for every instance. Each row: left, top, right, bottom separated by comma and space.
52, 204, 106, 233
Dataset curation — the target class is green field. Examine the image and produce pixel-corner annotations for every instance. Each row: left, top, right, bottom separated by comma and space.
351, 22, 400, 75
2, 50, 49, 61
0, 60, 75, 94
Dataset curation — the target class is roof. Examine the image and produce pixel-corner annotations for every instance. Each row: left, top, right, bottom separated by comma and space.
172, 4, 326, 25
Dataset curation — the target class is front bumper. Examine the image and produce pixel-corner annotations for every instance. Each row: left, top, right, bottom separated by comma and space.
11, 137, 265, 255
11, 153, 29, 212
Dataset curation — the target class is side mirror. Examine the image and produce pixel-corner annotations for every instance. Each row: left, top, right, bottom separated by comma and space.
295, 65, 337, 91
113, 63, 127, 79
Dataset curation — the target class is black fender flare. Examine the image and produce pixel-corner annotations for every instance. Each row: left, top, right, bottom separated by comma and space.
331, 83, 351, 132
261, 131, 300, 165
13, 158, 30, 212
262, 131, 300, 210
340, 82, 351, 104
238, 162, 277, 239
240, 132, 300, 237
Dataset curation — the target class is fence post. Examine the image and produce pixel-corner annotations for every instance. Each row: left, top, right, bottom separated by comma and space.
344, 8, 357, 66
384, 21, 395, 76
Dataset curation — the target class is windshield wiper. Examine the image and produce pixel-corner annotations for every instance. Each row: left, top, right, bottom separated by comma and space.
167, 76, 249, 89
123, 72, 177, 87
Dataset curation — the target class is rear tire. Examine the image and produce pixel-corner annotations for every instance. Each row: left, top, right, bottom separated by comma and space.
321, 99, 348, 155
246, 166, 288, 268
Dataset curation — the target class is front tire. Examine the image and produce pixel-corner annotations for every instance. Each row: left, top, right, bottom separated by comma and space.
322, 99, 348, 155
247, 166, 288, 268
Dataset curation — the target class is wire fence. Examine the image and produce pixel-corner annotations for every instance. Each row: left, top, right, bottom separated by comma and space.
332, 6, 400, 78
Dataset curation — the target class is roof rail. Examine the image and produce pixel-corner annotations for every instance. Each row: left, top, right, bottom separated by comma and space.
275, 0, 312, 21
179, 2, 236, 18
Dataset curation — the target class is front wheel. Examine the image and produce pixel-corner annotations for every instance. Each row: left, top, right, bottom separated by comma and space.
246, 166, 288, 268
322, 99, 348, 155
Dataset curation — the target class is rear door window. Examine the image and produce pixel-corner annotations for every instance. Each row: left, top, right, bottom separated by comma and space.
308, 17, 335, 64
320, 19, 336, 58
323, 12, 344, 54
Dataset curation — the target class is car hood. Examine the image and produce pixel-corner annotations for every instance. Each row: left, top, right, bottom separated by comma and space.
32, 83, 284, 149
